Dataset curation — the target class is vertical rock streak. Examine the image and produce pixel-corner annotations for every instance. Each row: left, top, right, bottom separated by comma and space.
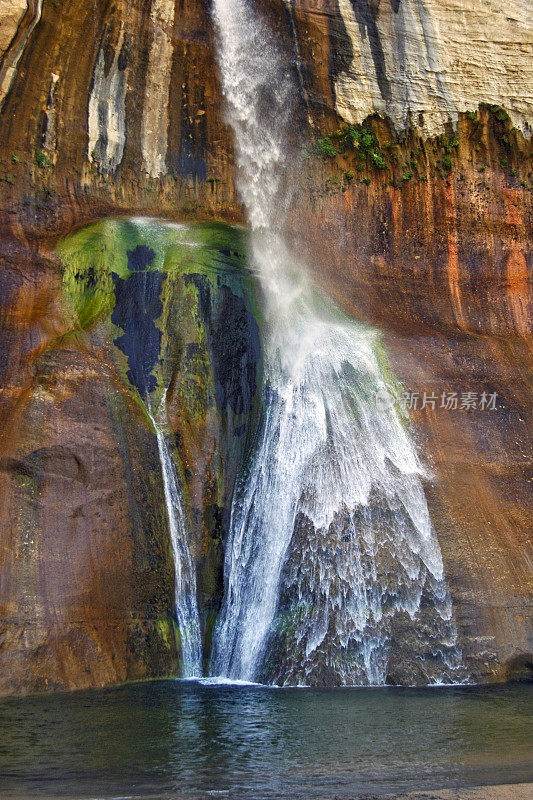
210, 0, 464, 685
141, 0, 176, 178
88, 24, 127, 173
43, 72, 60, 154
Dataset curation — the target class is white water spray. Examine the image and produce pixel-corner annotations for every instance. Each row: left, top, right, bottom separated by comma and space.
210, 0, 463, 684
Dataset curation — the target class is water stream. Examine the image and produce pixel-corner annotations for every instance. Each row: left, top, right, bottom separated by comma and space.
209, 0, 464, 685
149, 399, 202, 678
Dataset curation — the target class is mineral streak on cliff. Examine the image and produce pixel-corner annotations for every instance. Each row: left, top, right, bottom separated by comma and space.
87, 21, 128, 173
141, 0, 176, 178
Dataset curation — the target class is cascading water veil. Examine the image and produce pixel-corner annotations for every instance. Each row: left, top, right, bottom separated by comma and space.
210, 0, 464, 685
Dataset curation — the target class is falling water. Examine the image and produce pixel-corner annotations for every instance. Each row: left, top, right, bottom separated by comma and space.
210, 0, 464, 685
149, 398, 202, 678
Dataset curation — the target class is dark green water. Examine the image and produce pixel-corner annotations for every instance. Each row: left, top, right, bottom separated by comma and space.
0, 681, 531, 799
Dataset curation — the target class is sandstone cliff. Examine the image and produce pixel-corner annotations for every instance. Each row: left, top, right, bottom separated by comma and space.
0, 0, 531, 694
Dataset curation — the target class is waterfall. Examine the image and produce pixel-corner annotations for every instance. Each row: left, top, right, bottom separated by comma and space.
210, 0, 463, 685
149, 398, 202, 678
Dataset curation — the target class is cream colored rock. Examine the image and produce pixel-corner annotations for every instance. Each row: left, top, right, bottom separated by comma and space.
0, 0, 27, 59
0, 0, 42, 108
315, 0, 532, 137
87, 25, 127, 172
43, 72, 59, 155
141, 0, 176, 177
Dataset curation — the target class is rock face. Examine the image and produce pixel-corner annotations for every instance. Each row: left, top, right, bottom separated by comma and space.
286, 0, 532, 137
0, 0, 531, 693
0, 1, 42, 107
0, 347, 178, 694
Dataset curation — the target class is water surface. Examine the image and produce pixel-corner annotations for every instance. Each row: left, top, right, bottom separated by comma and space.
0, 682, 531, 798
